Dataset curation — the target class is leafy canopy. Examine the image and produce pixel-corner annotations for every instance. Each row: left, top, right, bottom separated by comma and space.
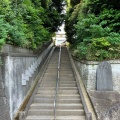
65, 0, 120, 61
0, 0, 65, 49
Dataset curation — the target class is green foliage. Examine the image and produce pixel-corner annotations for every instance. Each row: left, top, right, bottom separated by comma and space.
73, 13, 120, 60
0, 0, 65, 49
70, 0, 81, 7
6, 18, 29, 47
87, 0, 120, 15
98, 9, 120, 32
65, 3, 81, 44
66, 0, 120, 61
0, 16, 10, 49
75, 14, 111, 41
71, 32, 120, 61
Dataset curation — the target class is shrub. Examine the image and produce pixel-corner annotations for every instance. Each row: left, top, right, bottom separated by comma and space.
0, 16, 10, 49
0, 0, 65, 49
66, 0, 120, 61
71, 33, 120, 61
71, 13, 120, 61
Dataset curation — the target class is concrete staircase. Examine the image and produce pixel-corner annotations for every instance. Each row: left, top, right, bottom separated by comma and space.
25, 47, 85, 120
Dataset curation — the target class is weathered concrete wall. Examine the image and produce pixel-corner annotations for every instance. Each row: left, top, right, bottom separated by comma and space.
0, 65, 10, 120
88, 91, 120, 120
1, 42, 53, 120
74, 60, 120, 92
2, 44, 34, 54
103, 103, 120, 120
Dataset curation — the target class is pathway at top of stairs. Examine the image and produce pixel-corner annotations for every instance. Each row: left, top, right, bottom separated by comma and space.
25, 47, 86, 120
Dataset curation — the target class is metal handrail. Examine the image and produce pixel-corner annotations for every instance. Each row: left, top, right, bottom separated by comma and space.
54, 45, 61, 120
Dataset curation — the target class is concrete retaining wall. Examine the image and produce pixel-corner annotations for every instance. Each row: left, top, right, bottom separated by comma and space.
0, 66, 10, 120
1, 42, 53, 120
74, 59, 120, 92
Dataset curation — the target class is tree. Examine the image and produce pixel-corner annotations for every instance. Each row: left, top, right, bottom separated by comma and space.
65, 0, 120, 61
0, 0, 66, 49
65, 0, 81, 43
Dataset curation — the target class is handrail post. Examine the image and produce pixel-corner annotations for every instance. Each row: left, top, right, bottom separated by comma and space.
54, 45, 61, 120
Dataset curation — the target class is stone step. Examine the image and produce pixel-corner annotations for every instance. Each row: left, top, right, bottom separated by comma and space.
25, 116, 54, 120
28, 109, 84, 116
34, 98, 54, 103
57, 94, 80, 99
45, 69, 57, 72
33, 98, 81, 104
38, 87, 78, 90
47, 67, 57, 69
30, 103, 54, 109
48, 65, 58, 68
59, 81, 76, 84
42, 78, 56, 81
60, 74, 74, 76
37, 90, 55, 94
59, 84, 77, 87
60, 69, 73, 71
30, 103, 83, 109
60, 74, 74, 78
36, 94, 55, 96
35, 94, 54, 98
59, 80, 76, 82
57, 99, 82, 104
56, 109, 85, 116
40, 81, 56, 84
60, 62, 71, 64
58, 90, 79, 94
42, 76, 57, 79
56, 104, 83, 109
60, 68, 72, 71
60, 76, 75, 79
38, 87, 55, 90
56, 116, 85, 120
60, 78, 76, 81
60, 72, 73, 75
60, 65, 71, 67
37, 90, 78, 94
40, 84, 56, 87
61, 62, 71, 64
58, 87, 78, 90
48, 62, 58, 64
60, 67, 72, 69
40, 81, 76, 84
34, 96, 54, 100
35, 94, 80, 99
26, 116, 86, 120
28, 109, 54, 115
46, 67, 57, 70
42, 78, 76, 81
44, 73, 57, 75
60, 70, 73, 72
48, 63, 58, 67
43, 75, 57, 77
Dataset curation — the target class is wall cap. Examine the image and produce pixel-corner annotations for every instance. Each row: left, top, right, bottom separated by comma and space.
73, 57, 120, 65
